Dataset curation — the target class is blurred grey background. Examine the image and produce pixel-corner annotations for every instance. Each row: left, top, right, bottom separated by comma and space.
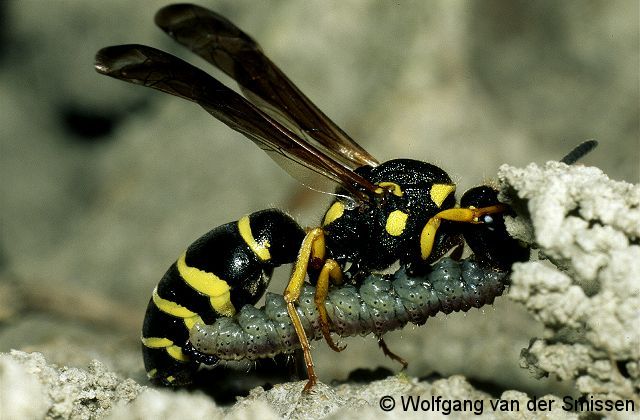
1, 0, 638, 397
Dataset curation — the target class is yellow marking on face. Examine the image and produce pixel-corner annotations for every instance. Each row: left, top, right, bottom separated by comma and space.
166, 345, 189, 362
430, 184, 455, 208
238, 216, 271, 261
378, 181, 404, 197
177, 253, 237, 316
141, 336, 174, 348
152, 287, 198, 318
166, 376, 176, 383
147, 369, 158, 379
385, 210, 409, 236
322, 201, 345, 226
420, 217, 441, 260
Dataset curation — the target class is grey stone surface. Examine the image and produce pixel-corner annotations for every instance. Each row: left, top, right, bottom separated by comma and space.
0, 350, 142, 419
2, 350, 591, 419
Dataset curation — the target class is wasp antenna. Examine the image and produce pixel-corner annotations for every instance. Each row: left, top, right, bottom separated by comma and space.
560, 140, 598, 165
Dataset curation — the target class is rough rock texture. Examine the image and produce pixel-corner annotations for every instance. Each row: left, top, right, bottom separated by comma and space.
0, 350, 143, 419
499, 162, 640, 403
2, 351, 583, 419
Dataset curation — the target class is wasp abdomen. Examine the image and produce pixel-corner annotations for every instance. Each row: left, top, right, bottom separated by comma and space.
190, 257, 509, 361
141, 208, 304, 385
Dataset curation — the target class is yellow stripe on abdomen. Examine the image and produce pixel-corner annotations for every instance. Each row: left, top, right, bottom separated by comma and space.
141, 336, 190, 362
152, 286, 204, 329
141, 336, 173, 348
177, 252, 236, 317
238, 215, 271, 261
153, 286, 198, 318
166, 345, 189, 362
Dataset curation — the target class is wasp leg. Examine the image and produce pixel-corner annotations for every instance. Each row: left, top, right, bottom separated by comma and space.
283, 227, 326, 392
377, 336, 408, 370
315, 258, 346, 352
419, 204, 508, 260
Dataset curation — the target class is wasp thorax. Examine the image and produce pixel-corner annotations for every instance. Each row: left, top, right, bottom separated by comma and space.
322, 159, 458, 271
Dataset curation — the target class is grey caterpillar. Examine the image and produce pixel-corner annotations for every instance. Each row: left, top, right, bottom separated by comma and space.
189, 257, 508, 361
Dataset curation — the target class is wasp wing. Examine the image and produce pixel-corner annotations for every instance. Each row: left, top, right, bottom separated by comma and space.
95, 44, 379, 202
154, 3, 379, 169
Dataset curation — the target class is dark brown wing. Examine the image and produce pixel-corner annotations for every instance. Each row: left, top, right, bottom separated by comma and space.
94, 44, 379, 202
154, 3, 379, 169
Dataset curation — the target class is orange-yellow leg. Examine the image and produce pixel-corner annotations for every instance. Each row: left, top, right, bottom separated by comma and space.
315, 258, 345, 352
419, 204, 507, 260
378, 336, 408, 369
283, 227, 326, 392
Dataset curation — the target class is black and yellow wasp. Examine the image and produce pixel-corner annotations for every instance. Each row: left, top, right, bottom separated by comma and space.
95, 4, 531, 390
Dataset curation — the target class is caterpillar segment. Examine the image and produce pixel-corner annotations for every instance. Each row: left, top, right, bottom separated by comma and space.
188, 256, 512, 364
141, 209, 304, 385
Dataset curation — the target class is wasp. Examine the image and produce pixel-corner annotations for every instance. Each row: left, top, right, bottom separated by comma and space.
95, 3, 540, 391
